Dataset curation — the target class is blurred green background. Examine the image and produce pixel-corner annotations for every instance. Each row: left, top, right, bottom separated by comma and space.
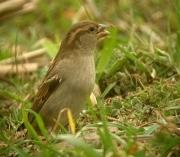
0, 0, 179, 157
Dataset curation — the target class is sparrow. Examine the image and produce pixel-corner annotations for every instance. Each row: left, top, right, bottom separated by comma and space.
28, 21, 109, 132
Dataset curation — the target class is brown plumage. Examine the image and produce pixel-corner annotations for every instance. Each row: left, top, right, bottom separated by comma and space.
27, 21, 109, 133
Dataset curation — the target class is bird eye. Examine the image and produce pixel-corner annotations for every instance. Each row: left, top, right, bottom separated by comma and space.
89, 27, 96, 32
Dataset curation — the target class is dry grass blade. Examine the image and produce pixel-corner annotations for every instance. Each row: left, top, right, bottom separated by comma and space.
72, 0, 101, 23
0, 0, 26, 14
0, 63, 38, 76
0, 48, 45, 65
0, 0, 38, 20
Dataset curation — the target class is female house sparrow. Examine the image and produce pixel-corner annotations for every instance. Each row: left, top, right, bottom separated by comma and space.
29, 21, 109, 132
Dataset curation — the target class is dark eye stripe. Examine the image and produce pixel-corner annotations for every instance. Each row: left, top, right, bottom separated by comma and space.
67, 28, 87, 45
67, 24, 97, 45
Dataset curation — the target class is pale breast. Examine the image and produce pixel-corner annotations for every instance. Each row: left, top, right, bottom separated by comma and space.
38, 54, 95, 129
67, 55, 95, 95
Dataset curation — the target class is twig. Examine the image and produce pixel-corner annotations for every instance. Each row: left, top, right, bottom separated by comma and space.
134, 135, 154, 141
0, 0, 38, 20
0, 48, 45, 65
0, 63, 38, 76
0, 0, 26, 14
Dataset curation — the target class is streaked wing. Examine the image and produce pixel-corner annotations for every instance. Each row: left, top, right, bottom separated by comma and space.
31, 75, 61, 113
29, 53, 62, 122
31, 48, 63, 111
18, 72, 61, 130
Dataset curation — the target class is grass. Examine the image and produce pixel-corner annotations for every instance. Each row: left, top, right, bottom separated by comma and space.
0, 0, 180, 156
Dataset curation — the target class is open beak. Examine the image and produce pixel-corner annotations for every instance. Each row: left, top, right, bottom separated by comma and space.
97, 24, 110, 40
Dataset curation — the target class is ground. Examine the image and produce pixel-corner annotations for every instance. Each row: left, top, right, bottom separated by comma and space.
0, 0, 179, 157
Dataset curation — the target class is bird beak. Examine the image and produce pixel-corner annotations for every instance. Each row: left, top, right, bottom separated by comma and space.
97, 24, 110, 40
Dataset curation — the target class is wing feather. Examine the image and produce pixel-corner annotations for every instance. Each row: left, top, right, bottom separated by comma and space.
29, 52, 63, 122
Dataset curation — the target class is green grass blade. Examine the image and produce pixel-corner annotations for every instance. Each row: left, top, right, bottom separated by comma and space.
57, 134, 102, 157
96, 28, 118, 81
